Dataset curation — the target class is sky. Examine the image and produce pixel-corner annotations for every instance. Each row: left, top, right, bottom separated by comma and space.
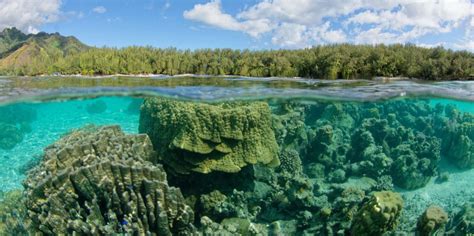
0, 0, 473, 51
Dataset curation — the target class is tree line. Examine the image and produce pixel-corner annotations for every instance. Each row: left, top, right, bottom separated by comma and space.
1, 44, 473, 80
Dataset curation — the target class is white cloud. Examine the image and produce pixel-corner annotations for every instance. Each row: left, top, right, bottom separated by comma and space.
454, 40, 474, 51
0, 0, 62, 34
416, 42, 446, 49
271, 23, 308, 48
184, 0, 474, 49
312, 22, 347, 44
183, 0, 272, 37
93, 6, 107, 14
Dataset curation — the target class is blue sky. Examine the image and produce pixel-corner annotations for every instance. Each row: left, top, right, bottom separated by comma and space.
1, 0, 473, 50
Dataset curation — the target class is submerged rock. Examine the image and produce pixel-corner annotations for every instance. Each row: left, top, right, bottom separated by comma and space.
24, 126, 196, 235
417, 205, 448, 236
0, 122, 24, 150
0, 104, 37, 125
85, 100, 107, 114
139, 98, 279, 174
350, 191, 403, 235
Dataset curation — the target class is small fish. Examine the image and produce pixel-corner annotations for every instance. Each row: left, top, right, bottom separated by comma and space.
120, 219, 128, 226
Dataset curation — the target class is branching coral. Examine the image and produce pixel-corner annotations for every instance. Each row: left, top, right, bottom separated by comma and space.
139, 98, 279, 174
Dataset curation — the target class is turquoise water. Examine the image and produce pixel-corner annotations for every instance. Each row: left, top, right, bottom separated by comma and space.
0, 77, 473, 235
0, 97, 141, 190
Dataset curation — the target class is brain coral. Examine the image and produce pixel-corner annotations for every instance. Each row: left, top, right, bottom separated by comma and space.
24, 125, 195, 235
139, 98, 279, 174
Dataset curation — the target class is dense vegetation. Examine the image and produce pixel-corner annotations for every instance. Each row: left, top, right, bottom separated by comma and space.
0, 28, 472, 80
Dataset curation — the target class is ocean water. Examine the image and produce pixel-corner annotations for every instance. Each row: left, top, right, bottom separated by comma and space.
0, 76, 472, 235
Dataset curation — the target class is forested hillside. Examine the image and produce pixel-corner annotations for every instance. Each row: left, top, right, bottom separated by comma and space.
0, 28, 88, 75
0, 28, 472, 80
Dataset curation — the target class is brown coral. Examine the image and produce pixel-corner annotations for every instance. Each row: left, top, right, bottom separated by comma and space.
23, 125, 195, 235
350, 191, 403, 235
417, 205, 448, 236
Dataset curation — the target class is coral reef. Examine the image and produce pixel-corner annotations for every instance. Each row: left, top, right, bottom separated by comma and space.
0, 190, 27, 235
139, 98, 279, 174
0, 103, 36, 150
126, 98, 144, 114
443, 114, 473, 169
446, 201, 474, 235
277, 149, 303, 176
0, 104, 37, 125
0, 122, 24, 150
85, 100, 107, 114
417, 205, 448, 236
0, 97, 470, 235
23, 125, 196, 235
350, 191, 403, 235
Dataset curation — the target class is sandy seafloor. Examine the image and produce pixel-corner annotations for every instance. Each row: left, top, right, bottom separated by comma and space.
0, 96, 472, 230
0, 97, 141, 191
397, 160, 474, 230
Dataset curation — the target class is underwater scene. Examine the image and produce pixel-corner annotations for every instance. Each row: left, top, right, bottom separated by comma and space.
0, 77, 473, 235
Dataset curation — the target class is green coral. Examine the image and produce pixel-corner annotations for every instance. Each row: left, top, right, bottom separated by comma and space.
348, 117, 441, 189
350, 191, 403, 235
139, 98, 279, 174
390, 134, 441, 189
443, 114, 474, 169
277, 149, 303, 176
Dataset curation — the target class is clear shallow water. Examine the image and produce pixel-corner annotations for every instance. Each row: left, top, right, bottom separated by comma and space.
0, 76, 473, 235
0, 97, 141, 190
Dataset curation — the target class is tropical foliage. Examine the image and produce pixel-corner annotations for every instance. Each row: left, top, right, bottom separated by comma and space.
0, 28, 472, 80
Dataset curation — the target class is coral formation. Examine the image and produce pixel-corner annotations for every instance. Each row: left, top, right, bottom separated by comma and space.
0, 104, 37, 124
139, 98, 279, 174
23, 125, 196, 235
417, 205, 448, 236
446, 201, 474, 235
350, 191, 403, 235
442, 113, 474, 169
85, 100, 107, 114
0, 104, 36, 150
0, 123, 24, 150
0, 190, 27, 235
277, 149, 303, 176
126, 98, 143, 114
0, 97, 470, 235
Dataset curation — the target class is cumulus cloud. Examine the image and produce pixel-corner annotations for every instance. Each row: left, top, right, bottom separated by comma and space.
0, 0, 62, 34
93, 6, 107, 14
183, 0, 272, 37
184, 0, 474, 49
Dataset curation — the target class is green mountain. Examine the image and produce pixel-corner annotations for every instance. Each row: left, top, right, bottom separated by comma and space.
0, 28, 89, 75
